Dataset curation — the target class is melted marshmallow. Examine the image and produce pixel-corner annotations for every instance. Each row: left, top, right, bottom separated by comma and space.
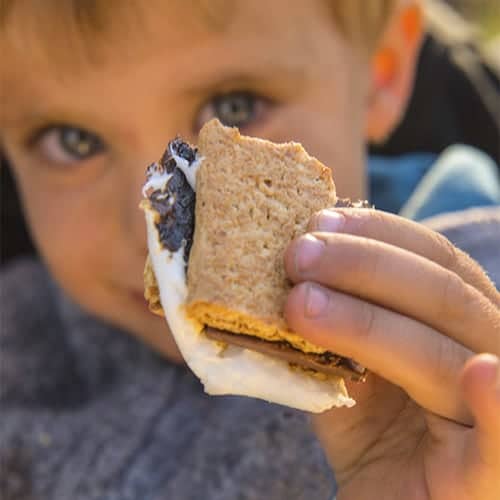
142, 139, 354, 412
144, 208, 354, 413
168, 142, 202, 191
141, 166, 173, 198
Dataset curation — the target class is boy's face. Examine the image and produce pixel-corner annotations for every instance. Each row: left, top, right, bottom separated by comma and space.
1, 0, 371, 356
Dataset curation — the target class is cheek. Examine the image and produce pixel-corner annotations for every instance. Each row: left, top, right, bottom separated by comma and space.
260, 100, 366, 199
310, 110, 366, 200
13, 166, 159, 337
13, 171, 122, 299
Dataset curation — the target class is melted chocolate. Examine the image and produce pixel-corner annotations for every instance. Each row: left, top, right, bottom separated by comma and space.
154, 169, 195, 260
205, 328, 367, 381
166, 137, 199, 165
146, 139, 198, 263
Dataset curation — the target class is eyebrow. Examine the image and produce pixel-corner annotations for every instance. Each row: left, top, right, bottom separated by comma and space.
1, 109, 83, 135
0, 61, 313, 141
181, 63, 310, 100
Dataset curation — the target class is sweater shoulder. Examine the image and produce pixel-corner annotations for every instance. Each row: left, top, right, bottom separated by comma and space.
423, 207, 500, 288
0, 258, 87, 409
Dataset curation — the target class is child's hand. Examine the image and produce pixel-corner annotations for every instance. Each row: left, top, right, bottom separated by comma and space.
284, 208, 500, 500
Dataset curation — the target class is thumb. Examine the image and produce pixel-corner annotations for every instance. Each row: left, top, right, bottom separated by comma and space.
460, 353, 500, 495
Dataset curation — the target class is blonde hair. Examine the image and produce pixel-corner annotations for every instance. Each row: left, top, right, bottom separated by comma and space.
0, 0, 398, 64
329, 1, 398, 49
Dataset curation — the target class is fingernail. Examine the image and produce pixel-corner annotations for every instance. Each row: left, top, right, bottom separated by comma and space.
490, 355, 500, 396
295, 235, 325, 274
314, 210, 345, 232
478, 353, 500, 392
305, 284, 329, 318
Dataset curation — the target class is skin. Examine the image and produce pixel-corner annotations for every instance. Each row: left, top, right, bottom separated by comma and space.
1, 1, 499, 498
285, 209, 500, 499
1, 0, 370, 362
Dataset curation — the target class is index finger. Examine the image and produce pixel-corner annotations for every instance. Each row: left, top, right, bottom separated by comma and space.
308, 208, 500, 306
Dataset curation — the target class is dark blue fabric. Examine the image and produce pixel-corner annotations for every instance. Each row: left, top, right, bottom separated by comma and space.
368, 145, 500, 220
330, 145, 500, 499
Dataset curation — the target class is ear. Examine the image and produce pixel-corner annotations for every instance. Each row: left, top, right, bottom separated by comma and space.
365, 2, 424, 143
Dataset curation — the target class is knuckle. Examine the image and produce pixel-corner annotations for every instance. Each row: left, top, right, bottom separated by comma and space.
307, 210, 323, 231
437, 232, 459, 271
351, 300, 377, 340
368, 208, 387, 226
364, 240, 383, 286
439, 271, 470, 327
432, 337, 470, 386
436, 232, 500, 308
327, 237, 381, 292
356, 239, 383, 294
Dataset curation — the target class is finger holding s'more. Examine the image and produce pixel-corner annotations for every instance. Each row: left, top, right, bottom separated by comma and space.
141, 119, 367, 413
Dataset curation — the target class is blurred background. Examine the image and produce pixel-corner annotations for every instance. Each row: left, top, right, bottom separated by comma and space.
1, 0, 499, 265
448, 0, 500, 40
369, 0, 500, 163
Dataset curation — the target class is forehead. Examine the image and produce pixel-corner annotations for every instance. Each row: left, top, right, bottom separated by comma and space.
1, 0, 339, 72
1, 1, 223, 70
0, 0, 356, 133
0, 0, 346, 78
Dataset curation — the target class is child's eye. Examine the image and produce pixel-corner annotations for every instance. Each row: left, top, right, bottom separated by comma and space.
196, 91, 271, 131
36, 126, 106, 166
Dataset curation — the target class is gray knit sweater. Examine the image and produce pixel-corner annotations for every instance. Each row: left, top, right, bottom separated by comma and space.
1, 207, 499, 500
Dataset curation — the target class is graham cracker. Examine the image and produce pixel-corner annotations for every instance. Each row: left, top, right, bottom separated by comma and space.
185, 120, 337, 354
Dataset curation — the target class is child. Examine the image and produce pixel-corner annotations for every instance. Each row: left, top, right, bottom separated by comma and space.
1, 1, 499, 499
